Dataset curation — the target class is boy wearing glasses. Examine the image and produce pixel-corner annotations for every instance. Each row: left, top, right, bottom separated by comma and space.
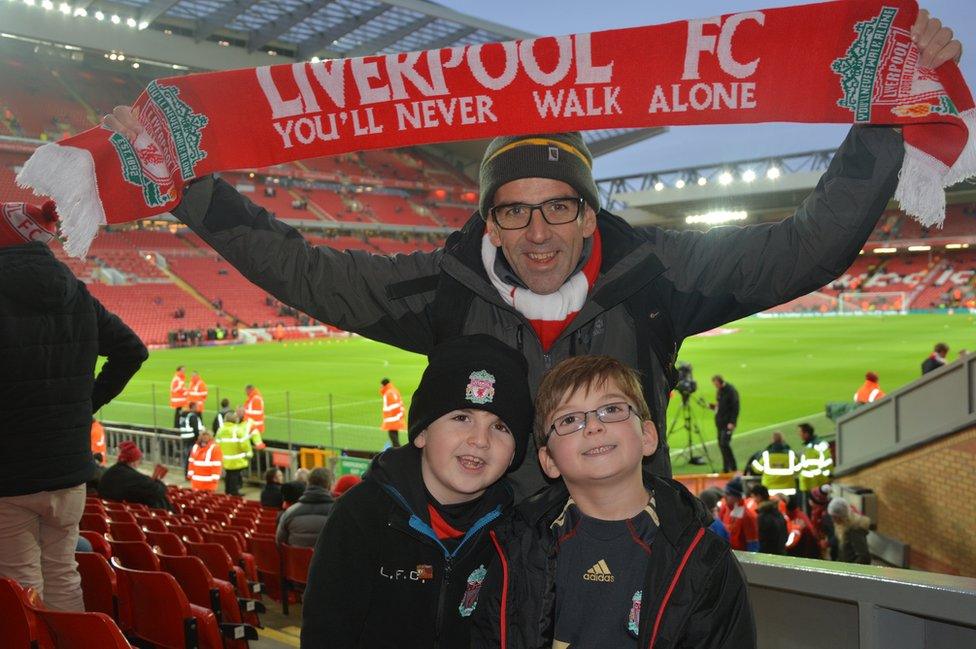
472, 356, 755, 648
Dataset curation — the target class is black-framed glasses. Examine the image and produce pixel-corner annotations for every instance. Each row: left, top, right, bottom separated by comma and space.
548, 402, 637, 438
488, 196, 585, 230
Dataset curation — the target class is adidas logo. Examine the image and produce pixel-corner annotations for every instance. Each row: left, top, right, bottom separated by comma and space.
583, 559, 614, 583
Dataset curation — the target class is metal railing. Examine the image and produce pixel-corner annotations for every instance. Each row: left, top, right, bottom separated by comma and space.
102, 422, 300, 484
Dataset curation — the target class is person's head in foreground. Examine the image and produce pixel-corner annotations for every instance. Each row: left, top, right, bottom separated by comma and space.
533, 355, 657, 510
408, 334, 533, 504
480, 133, 600, 296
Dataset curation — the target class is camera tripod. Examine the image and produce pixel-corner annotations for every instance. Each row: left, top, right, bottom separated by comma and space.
667, 393, 716, 471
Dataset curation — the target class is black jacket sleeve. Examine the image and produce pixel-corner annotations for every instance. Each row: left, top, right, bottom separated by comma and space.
679, 552, 756, 649
90, 294, 148, 412
171, 177, 442, 355
718, 386, 740, 425
301, 499, 374, 648
654, 126, 903, 339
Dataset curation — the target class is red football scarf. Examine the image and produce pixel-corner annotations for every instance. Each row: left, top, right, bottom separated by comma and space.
483, 227, 602, 351
16, 0, 975, 258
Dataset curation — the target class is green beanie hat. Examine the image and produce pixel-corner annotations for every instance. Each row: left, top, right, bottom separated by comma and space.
479, 132, 600, 222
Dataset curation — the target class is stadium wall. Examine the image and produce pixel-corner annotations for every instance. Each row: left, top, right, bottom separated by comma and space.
836, 425, 976, 578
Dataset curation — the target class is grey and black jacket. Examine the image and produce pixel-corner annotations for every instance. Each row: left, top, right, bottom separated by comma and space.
172, 126, 903, 499
276, 484, 335, 548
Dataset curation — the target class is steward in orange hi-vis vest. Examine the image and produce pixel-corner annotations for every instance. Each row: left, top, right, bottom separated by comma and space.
188, 371, 208, 413
854, 371, 885, 404
90, 419, 106, 465
243, 385, 266, 449
170, 365, 188, 428
187, 431, 223, 491
379, 378, 405, 448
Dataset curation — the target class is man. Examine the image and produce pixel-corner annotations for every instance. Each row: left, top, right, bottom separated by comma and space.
98, 441, 171, 511
797, 423, 832, 510
178, 401, 204, 476
170, 365, 187, 427
750, 432, 799, 497
854, 371, 885, 404
90, 419, 106, 466
276, 467, 335, 548
188, 370, 209, 415
212, 397, 233, 433
922, 342, 950, 374
753, 485, 787, 555
187, 430, 223, 492
216, 407, 252, 496
243, 385, 266, 450
719, 476, 759, 552
379, 378, 405, 448
101, 12, 960, 499
0, 201, 147, 611
711, 375, 740, 473
828, 498, 871, 565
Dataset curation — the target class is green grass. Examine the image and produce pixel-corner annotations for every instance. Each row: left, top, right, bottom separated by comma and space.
98, 314, 974, 474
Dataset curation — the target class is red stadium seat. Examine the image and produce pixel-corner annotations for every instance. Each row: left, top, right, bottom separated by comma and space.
79, 530, 113, 559
112, 559, 224, 649
137, 517, 168, 533
255, 522, 277, 536
109, 521, 147, 542
36, 607, 133, 648
84, 503, 107, 516
108, 540, 160, 572
186, 542, 260, 601
169, 523, 206, 543
106, 510, 137, 524
80, 512, 109, 535
76, 552, 119, 620
146, 531, 188, 556
248, 534, 287, 604
280, 544, 314, 615
158, 554, 261, 645
0, 577, 48, 648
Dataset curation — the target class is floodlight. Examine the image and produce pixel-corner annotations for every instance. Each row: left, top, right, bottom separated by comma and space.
674, 179, 685, 189
94, 10, 103, 20
653, 180, 664, 191
110, 14, 120, 24
685, 210, 748, 225
126, 17, 136, 28
742, 169, 756, 183
718, 171, 733, 186
697, 176, 707, 186
766, 166, 781, 180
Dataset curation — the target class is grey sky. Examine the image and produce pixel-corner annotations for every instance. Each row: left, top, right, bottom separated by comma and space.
441, 0, 975, 179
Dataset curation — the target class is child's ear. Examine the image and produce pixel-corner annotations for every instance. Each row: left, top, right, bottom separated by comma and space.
413, 430, 427, 449
538, 445, 562, 480
641, 420, 658, 457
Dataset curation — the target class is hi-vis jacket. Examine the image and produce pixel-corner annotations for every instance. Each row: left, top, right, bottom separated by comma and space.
170, 371, 187, 409
854, 379, 885, 404
188, 376, 209, 412
188, 441, 223, 491
215, 421, 253, 471
380, 382, 405, 431
244, 389, 266, 448
751, 446, 800, 496
172, 127, 903, 501
799, 438, 833, 491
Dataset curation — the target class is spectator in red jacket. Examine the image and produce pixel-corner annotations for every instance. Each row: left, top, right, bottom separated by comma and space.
719, 476, 759, 552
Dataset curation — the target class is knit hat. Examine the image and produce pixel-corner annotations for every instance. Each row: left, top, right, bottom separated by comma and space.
408, 334, 533, 472
117, 440, 142, 464
724, 476, 745, 499
479, 133, 600, 221
865, 371, 879, 382
809, 483, 832, 506
827, 497, 852, 519
332, 474, 361, 497
0, 201, 59, 248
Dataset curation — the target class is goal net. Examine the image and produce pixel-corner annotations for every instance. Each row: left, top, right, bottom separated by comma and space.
837, 291, 908, 315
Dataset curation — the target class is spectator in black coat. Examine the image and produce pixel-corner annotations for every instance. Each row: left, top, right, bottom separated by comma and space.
921, 342, 949, 374
98, 442, 172, 511
260, 469, 284, 509
0, 204, 147, 611
753, 485, 787, 555
277, 468, 335, 547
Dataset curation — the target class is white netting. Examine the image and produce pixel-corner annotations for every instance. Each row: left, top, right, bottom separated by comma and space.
837, 291, 908, 315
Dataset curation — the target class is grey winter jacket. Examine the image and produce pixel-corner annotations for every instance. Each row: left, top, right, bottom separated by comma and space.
276, 485, 335, 548
172, 126, 903, 499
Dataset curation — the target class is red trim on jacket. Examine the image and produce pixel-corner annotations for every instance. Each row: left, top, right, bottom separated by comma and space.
649, 527, 705, 648
489, 530, 509, 649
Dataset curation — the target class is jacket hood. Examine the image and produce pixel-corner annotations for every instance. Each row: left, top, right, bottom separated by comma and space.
516, 469, 711, 550
298, 484, 335, 505
840, 512, 871, 531
0, 243, 77, 309
364, 444, 512, 523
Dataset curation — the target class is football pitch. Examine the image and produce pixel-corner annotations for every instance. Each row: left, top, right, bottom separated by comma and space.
98, 314, 973, 475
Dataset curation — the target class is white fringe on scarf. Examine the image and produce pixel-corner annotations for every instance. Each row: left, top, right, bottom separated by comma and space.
15, 143, 106, 259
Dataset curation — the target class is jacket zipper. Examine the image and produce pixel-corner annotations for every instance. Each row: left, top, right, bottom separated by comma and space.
432, 557, 454, 649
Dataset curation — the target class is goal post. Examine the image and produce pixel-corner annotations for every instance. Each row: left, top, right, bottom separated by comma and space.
837, 291, 908, 315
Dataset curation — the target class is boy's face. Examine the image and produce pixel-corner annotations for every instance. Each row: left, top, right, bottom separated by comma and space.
414, 409, 516, 505
537, 378, 657, 487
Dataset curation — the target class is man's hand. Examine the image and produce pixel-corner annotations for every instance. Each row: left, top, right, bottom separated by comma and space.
726, 423, 735, 432
101, 105, 142, 142
912, 9, 963, 69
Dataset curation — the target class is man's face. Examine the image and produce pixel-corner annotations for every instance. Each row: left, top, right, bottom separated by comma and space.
487, 178, 597, 295
724, 493, 739, 509
414, 409, 516, 505
798, 427, 811, 443
538, 379, 657, 489
712, 378, 721, 390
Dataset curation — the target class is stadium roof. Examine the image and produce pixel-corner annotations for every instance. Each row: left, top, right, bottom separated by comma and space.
2, 0, 663, 159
